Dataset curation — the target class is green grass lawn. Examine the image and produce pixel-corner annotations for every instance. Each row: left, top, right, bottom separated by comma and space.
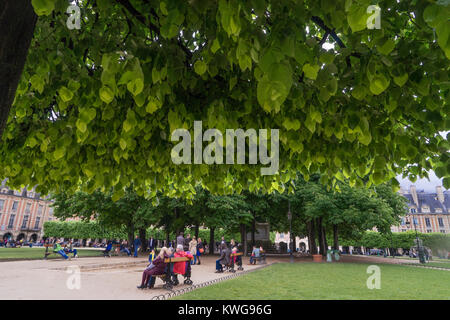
174, 262, 450, 300
424, 261, 450, 269
0, 247, 103, 261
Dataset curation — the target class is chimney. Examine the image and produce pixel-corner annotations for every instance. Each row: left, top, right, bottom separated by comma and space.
410, 185, 418, 207
436, 186, 444, 203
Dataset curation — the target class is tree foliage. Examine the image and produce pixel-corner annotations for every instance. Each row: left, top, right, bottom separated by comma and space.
0, 0, 448, 198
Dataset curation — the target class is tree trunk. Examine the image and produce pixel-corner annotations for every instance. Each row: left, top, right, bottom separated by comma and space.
209, 227, 215, 255
194, 224, 199, 239
291, 232, 296, 252
0, 1, 37, 138
165, 229, 170, 247
251, 216, 256, 247
316, 218, 324, 255
240, 223, 248, 256
308, 220, 318, 255
333, 225, 339, 250
322, 225, 328, 255
139, 228, 147, 252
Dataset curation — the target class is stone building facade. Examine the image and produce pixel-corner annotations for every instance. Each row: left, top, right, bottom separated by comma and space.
392, 186, 450, 234
0, 180, 54, 242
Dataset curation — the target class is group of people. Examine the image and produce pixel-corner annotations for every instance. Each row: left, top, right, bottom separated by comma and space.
176, 233, 205, 265
137, 244, 194, 289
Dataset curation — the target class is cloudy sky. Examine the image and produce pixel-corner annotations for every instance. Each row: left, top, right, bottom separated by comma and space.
397, 171, 446, 193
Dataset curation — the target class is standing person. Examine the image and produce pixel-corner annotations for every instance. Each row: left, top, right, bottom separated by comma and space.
133, 235, 141, 258
196, 238, 204, 265
189, 236, 198, 265
184, 234, 191, 252
148, 236, 156, 251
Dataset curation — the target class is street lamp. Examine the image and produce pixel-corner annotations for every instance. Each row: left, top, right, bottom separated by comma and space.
287, 200, 293, 263
406, 216, 425, 264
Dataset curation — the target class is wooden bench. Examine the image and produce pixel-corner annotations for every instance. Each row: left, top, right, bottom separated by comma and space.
229, 252, 244, 272
153, 256, 193, 290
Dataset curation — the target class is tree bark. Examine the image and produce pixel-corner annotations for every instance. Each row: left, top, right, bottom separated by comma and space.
165, 229, 170, 247
333, 225, 339, 250
322, 225, 328, 255
0, 0, 37, 138
139, 228, 147, 252
251, 215, 256, 247
316, 218, 324, 255
209, 227, 215, 255
240, 223, 248, 256
194, 224, 199, 239
308, 220, 318, 255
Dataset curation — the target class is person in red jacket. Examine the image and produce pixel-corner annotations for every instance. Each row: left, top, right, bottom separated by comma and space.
173, 244, 193, 275
137, 247, 171, 289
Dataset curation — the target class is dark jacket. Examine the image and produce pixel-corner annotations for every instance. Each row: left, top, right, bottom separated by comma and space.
146, 254, 168, 275
218, 248, 231, 265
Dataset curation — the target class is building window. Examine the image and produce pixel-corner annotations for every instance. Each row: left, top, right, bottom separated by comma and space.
21, 215, 29, 229
427, 230, 432, 233
435, 208, 442, 213
37, 205, 43, 215
12, 201, 18, 212
440, 230, 446, 234
422, 206, 430, 213
8, 215, 15, 229
438, 218, 444, 227
48, 207, 53, 216
401, 218, 405, 226
410, 208, 416, 213
425, 218, 431, 227
34, 217, 40, 229
25, 203, 31, 214
280, 233, 284, 239
413, 218, 419, 225
0, 199, 4, 211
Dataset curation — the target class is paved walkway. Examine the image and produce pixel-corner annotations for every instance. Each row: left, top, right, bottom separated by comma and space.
0, 255, 269, 300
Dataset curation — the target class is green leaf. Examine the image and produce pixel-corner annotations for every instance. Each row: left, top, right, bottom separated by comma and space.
194, 60, 207, 75
58, 86, 73, 102
377, 39, 395, 55
31, 0, 55, 16
302, 64, 320, 80
99, 86, 115, 104
369, 75, 390, 95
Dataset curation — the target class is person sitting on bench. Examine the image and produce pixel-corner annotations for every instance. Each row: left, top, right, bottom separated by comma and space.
53, 240, 69, 260
137, 247, 171, 289
64, 240, 78, 258
120, 241, 131, 256
172, 245, 193, 283
103, 241, 113, 257
215, 243, 230, 273
250, 246, 260, 265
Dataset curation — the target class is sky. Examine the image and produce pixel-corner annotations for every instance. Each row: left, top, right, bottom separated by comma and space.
397, 171, 446, 193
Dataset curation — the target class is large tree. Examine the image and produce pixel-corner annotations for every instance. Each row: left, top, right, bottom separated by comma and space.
0, 0, 449, 198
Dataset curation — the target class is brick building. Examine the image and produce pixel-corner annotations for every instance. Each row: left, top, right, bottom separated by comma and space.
0, 180, 54, 242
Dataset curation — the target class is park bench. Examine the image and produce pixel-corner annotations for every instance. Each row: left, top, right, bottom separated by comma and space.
110, 244, 123, 256
229, 252, 244, 272
153, 256, 193, 290
43, 243, 67, 259
257, 251, 266, 264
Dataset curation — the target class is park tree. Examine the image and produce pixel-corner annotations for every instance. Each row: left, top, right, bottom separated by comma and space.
0, 0, 448, 199
52, 187, 152, 245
